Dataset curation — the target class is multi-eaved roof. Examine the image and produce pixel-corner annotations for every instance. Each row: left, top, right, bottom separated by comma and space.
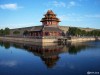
40, 10, 60, 22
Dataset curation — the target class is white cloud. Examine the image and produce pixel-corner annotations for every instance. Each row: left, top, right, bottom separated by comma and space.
0, 3, 23, 10
58, 13, 100, 22
67, 1, 76, 8
0, 22, 34, 29
52, 1, 66, 7
46, 1, 66, 7
58, 15, 68, 21
45, 1, 79, 9
85, 14, 100, 18
58, 15, 82, 22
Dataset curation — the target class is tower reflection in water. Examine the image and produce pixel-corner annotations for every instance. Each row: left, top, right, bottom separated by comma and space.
23, 43, 66, 68
0, 41, 88, 68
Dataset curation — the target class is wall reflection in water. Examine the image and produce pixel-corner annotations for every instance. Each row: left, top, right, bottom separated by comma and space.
0, 41, 89, 68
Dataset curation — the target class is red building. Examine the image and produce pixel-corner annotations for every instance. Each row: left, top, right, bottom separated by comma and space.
29, 10, 63, 38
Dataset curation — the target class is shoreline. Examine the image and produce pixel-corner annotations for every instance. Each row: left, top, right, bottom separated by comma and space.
0, 36, 100, 43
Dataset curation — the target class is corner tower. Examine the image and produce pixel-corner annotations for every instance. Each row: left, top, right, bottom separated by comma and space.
40, 10, 60, 26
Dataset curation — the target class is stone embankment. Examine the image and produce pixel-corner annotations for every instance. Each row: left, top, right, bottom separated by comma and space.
0, 36, 100, 43
68, 37, 97, 42
0, 37, 58, 43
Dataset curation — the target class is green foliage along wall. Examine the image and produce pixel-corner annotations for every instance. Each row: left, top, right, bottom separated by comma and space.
13, 31, 20, 34
0, 28, 10, 36
68, 27, 100, 36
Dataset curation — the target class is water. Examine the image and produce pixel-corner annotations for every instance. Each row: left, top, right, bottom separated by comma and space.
0, 41, 100, 75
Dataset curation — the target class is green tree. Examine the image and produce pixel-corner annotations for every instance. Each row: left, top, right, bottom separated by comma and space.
68, 27, 82, 36
0, 29, 5, 36
13, 31, 20, 34
4, 28, 10, 35
68, 27, 100, 37
81, 30, 86, 36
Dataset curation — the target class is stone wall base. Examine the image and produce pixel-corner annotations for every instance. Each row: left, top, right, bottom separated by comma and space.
0, 37, 58, 43
67, 37, 96, 42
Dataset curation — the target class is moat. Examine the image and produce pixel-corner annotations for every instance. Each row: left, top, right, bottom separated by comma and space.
0, 41, 100, 75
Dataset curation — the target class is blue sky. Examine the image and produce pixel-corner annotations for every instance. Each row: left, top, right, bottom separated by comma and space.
0, 0, 100, 29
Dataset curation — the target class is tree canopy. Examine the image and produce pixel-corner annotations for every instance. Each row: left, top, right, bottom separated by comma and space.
13, 31, 20, 34
68, 27, 100, 37
0, 28, 10, 36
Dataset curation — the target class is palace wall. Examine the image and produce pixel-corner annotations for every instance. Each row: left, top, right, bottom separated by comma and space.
9, 26, 34, 37
8, 26, 95, 37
